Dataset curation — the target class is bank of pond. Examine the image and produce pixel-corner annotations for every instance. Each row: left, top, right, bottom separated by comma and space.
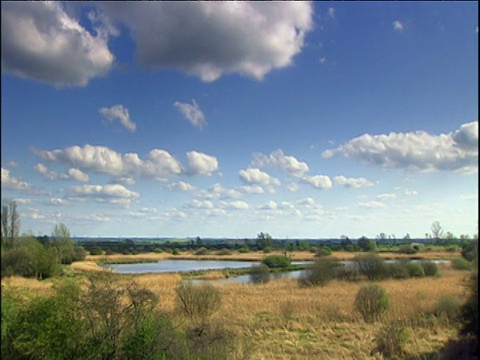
101, 258, 452, 283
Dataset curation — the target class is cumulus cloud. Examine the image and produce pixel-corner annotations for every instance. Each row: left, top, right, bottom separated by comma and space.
1, 168, 33, 192
186, 151, 219, 176
174, 100, 206, 130
392, 20, 404, 32
252, 149, 309, 177
333, 175, 376, 188
195, 183, 242, 199
167, 181, 196, 192
301, 175, 333, 189
220, 200, 249, 210
358, 201, 386, 209
35, 163, 89, 182
239, 168, 280, 187
32, 144, 182, 182
1, 1, 115, 86
188, 199, 214, 209
102, 1, 313, 82
322, 122, 478, 173
259, 200, 278, 210
297, 197, 315, 206
238, 184, 265, 195
99, 105, 137, 132
286, 182, 301, 192
375, 193, 397, 201
67, 184, 139, 207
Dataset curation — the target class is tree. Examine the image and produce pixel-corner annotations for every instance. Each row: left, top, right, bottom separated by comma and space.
1, 198, 20, 249
431, 221, 444, 243
51, 223, 75, 264
256, 232, 272, 250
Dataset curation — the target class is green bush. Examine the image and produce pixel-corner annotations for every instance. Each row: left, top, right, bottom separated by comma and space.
299, 256, 341, 286
373, 323, 409, 359
315, 247, 332, 257
354, 284, 390, 323
398, 245, 417, 254
238, 246, 250, 253
262, 246, 273, 253
353, 253, 387, 280
172, 248, 181, 255
249, 264, 271, 284
451, 257, 472, 271
421, 261, 440, 277
435, 296, 462, 322
175, 282, 222, 322
461, 241, 478, 261
385, 262, 410, 279
406, 262, 425, 277
216, 248, 232, 256
262, 255, 291, 269
195, 247, 209, 255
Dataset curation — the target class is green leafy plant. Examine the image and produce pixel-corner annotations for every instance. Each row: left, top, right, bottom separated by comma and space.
354, 284, 390, 323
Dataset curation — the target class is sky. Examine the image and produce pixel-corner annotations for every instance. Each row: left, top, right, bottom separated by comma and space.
1, 1, 478, 240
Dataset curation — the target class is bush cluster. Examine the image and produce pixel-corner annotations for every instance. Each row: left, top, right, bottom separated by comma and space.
262, 255, 291, 269
355, 284, 390, 323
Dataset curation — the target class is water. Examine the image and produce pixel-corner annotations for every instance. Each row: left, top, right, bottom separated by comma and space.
103, 259, 261, 274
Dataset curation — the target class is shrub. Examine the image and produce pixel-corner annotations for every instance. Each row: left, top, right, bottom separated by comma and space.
238, 246, 250, 253
461, 241, 478, 262
406, 262, 425, 277
195, 247, 209, 255
435, 296, 462, 322
90, 246, 103, 255
373, 323, 409, 359
216, 248, 232, 256
171, 248, 181, 255
353, 253, 387, 280
262, 255, 291, 269
421, 261, 440, 277
451, 257, 472, 271
298, 256, 341, 286
354, 284, 390, 323
398, 245, 417, 254
175, 282, 222, 322
153, 247, 163, 253
262, 246, 273, 253
315, 247, 332, 257
385, 262, 410, 279
249, 264, 271, 284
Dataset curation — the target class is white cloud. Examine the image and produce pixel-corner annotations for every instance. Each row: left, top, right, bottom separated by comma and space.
252, 149, 309, 177
375, 193, 397, 201
238, 184, 265, 194
333, 175, 376, 188
286, 182, 301, 192
174, 99, 206, 130
301, 175, 333, 189
188, 199, 214, 209
392, 20, 404, 32
66, 168, 90, 182
327, 8, 335, 19
186, 151, 219, 176
1, 168, 33, 192
67, 184, 139, 207
358, 201, 386, 209
259, 200, 278, 210
297, 197, 315, 206
195, 183, 242, 199
167, 181, 196, 192
1, 1, 115, 86
102, 1, 313, 82
220, 200, 249, 210
99, 105, 137, 132
238, 168, 280, 187
404, 189, 418, 196
35, 164, 90, 182
322, 122, 478, 173
32, 144, 182, 182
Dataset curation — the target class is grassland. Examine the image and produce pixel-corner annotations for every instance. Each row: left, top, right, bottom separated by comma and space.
2, 250, 472, 359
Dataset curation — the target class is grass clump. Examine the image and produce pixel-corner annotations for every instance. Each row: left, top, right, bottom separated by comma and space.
451, 257, 472, 271
434, 296, 462, 322
298, 256, 341, 286
406, 262, 425, 277
175, 282, 222, 322
353, 253, 387, 280
373, 322, 409, 359
421, 261, 440, 277
249, 264, 271, 284
354, 283, 390, 323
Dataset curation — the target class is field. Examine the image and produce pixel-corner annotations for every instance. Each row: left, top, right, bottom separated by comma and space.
2, 250, 473, 359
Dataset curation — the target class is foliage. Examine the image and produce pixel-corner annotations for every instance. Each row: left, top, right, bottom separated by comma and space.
353, 253, 387, 280
434, 296, 462, 322
298, 256, 341, 286
406, 262, 425, 277
384, 262, 410, 279
195, 247, 209, 255
315, 247, 332, 257
357, 236, 376, 252
398, 245, 417, 254
461, 241, 478, 262
175, 282, 222, 322
451, 257, 472, 271
421, 261, 440, 277
262, 255, 291, 269
1, 198, 20, 249
354, 284, 390, 323
373, 323, 409, 359
256, 232, 272, 250
249, 264, 271, 284
216, 248, 232, 256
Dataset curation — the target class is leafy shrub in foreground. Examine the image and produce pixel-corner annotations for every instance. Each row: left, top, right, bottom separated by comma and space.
175, 282, 222, 322
373, 323, 409, 359
385, 262, 410, 279
298, 256, 341, 286
355, 284, 390, 323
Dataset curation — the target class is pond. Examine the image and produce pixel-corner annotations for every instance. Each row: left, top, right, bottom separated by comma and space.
103, 259, 451, 283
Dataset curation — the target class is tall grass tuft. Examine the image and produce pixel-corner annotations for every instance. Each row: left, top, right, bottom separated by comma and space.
354, 283, 390, 323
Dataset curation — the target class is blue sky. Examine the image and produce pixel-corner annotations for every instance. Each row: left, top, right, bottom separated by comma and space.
1, 1, 478, 239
